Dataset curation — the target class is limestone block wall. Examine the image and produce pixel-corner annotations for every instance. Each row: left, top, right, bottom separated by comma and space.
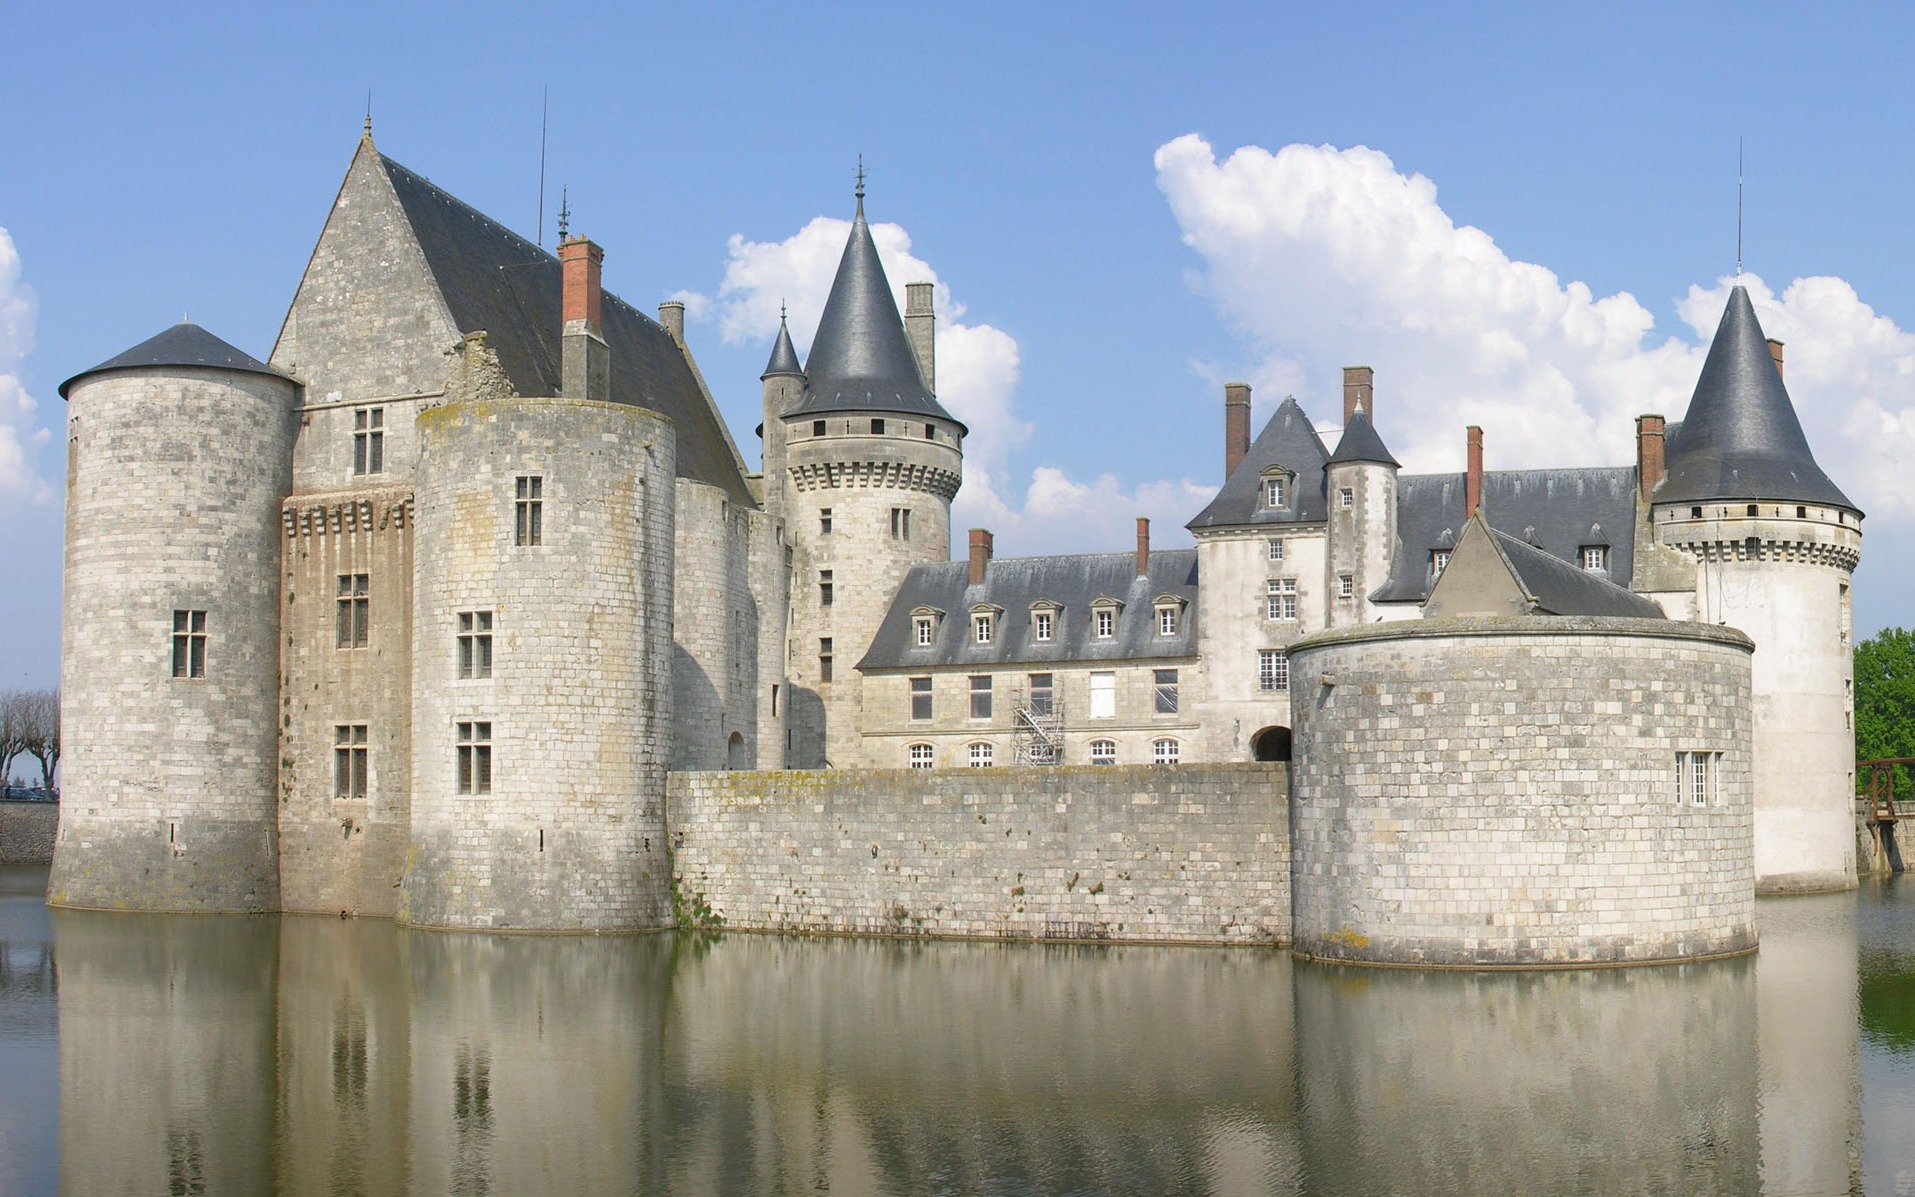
668, 763, 1289, 945
1288, 617, 1756, 966
1323, 459, 1395, 628
0, 801, 57, 863
746, 508, 790, 768
1192, 526, 1326, 760
406, 398, 676, 931
671, 481, 774, 771
52, 366, 295, 913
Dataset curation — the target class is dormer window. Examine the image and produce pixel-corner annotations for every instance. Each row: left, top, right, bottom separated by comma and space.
1261, 472, 1288, 509
1581, 545, 1608, 572
974, 613, 994, 644
1431, 550, 1450, 579
1029, 602, 1060, 643
1091, 599, 1122, 640
1153, 595, 1186, 637
910, 606, 945, 649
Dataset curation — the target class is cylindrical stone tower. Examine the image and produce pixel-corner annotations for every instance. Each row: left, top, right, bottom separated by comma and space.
1323, 399, 1399, 629
50, 324, 297, 912
405, 397, 676, 931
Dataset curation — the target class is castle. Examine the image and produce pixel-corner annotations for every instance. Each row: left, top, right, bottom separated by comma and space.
47, 132, 1864, 961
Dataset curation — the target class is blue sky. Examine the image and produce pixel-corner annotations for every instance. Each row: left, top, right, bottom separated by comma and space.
4, 1, 1914, 689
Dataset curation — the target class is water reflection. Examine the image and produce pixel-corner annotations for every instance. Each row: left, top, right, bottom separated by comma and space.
20, 869, 1915, 1195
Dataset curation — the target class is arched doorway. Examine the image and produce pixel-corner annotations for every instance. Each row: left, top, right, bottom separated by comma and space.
1250, 726, 1292, 763
726, 732, 748, 770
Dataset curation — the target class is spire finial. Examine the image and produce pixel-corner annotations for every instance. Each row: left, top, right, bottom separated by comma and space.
855, 154, 866, 218
364, 91, 373, 139
1736, 136, 1744, 281
780, 299, 788, 321
557, 187, 570, 241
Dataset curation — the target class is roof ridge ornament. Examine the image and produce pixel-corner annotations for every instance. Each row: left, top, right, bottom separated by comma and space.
363, 91, 373, 142
855, 155, 866, 219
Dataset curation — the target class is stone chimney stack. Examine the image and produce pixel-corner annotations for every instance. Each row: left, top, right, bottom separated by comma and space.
906, 282, 936, 392
1135, 517, 1150, 577
559, 237, 610, 402
1767, 337, 1785, 381
1223, 383, 1251, 480
968, 528, 993, 586
1343, 366, 1375, 426
1465, 426, 1484, 518
658, 300, 686, 346
1635, 414, 1667, 500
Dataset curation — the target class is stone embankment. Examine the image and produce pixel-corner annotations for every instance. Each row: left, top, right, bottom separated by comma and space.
1, 800, 57, 864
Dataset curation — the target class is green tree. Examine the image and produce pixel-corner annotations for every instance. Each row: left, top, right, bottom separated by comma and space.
1856, 628, 1915, 799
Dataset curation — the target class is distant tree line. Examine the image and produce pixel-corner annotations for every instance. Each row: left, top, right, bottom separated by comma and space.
0, 688, 59, 792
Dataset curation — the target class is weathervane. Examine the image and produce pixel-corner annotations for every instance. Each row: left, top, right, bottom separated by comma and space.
855, 155, 866, 201
557, 187, 570, 241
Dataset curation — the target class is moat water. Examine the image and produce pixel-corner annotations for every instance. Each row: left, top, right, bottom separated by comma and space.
3, 863, 1914, 1196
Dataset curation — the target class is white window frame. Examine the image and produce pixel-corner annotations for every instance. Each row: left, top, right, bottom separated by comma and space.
1094, 607, 1115, 639
1258, 648, 1288, 692
1267, 538, 1284, 562
1431, 550, 1450, 579
1033, 609, 1054, 642
334, 723, 368, 798
1678, 750, 1721, 807
1338, 486, 1354, 509
908, 743, 934, 769
515, 475, 543, 546
1262, 474, 1286, 508
172, 609, 207, 678
456, 721, 492, 795
1265, 578, 1297, 622
1153, 738, 1180, 765
1089, 739, 1117, 766
1089, 671, 1116, 719
968, 742, 994, 768
973, 613, 994, 644
1338, 573, 1355, 599
1156, 605, 1177, 636
914, 616, 935, 647
1582, 545, 1608, 572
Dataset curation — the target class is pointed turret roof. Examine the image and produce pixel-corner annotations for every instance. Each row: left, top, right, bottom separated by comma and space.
1657, 285, 1855, 511
786, 191, 963, 431
1327, 406, 1400, 467
1187, 396, 1332, 528
762, 311, 803, 379
61, 322, 290, 398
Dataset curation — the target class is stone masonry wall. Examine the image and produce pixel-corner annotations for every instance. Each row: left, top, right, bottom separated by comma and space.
1288, 617, 1756, 966
0, 802, 57, 863
668, 762, 1289, 945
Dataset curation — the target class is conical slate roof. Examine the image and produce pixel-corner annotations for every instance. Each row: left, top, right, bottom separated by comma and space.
786, 194, 963, 431
1656, 285, 1855, 511
1187, 396, 1332, 528
61, 322, 289, 398
1326, 406, 1400, 467
762, 313, 803, 379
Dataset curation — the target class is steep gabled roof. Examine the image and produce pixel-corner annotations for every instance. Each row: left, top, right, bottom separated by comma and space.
1326, 406, 1399, 467
785, 194, 963, 430
858, 550, 1199, 671
61, 322, 291, 398
374, 153, 754, 505
1374, 467, 1638, 604
1425, 514, 1662, 618
1656, 285, 1855, 512
1187, 397, 1331, 529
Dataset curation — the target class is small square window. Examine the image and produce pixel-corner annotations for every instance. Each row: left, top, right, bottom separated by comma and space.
813, 420, 827, 437
871, 418, 886, 435
924, 424, 937, 439
1267, 539, 1284, 562
1338, 573, 1354, 599
1338, 487, 1354, 508
1581, 546, 1607, 572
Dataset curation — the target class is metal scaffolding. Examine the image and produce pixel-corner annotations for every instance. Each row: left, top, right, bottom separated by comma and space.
1012, 687, 1063, 765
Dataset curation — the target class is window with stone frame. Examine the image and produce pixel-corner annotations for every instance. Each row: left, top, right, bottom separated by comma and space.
1094, 605, 1116, 639
819, 638, 834, 684
970, 675, 992, 720
1154, 669, 1179, 714
914, 615, 936, 647
1431, 550, 1450, 579
968, 741, 994, 768
1267, 538, 1284, 562
910, 676, 933, 721
820, 508, 833, 535
1265, 578, 1297, 621
1156, 604, 1178, 636
871, 418, 886, 435
820, 570, 834, 607
907, 743, 934, 769
1677, 750, 1720, 807
457, 611, 493, 679
515, 475, 543, 546
353, 407, 384, 475
813, 420, 826, 437
1338, 573, 1355, 599
1027, 673, 1054, 716
1032, 607, 1055, 642
171, 609, 207, 678
1258, 648, 1289, 692
1088, 671, 1116, 719
1581, 545, 1608, 572
973, 612, 994, 644
1089, 738, 1117, 765
336, 574, 369, 648
456, 721, 492, 795
334, 724, 368, 798
1152, 738, 1181, 765
1262, 473, 1287, 508
890, 507, 912, 540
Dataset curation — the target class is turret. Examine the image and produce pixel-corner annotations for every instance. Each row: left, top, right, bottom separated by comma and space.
1652, 284, 1862, 894
759, 311, 804, 525
1324, 373, 1400, 627
50, 324, 298, 912
781, 180, 964, 766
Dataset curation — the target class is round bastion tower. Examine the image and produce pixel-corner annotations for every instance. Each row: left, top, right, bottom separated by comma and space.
1652, 285, 1862, 894
51, 324, 297, 912
778, 185, 964, 767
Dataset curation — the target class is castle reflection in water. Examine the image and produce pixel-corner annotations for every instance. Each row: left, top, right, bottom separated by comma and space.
7, 865, 1912, 1195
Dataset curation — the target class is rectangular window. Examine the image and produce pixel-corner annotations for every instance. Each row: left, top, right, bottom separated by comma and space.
336, 574, 369, 648
819, 638, 834, 684
1157, 606, 1178, 636
1028, 673, 1054, 717
1431, 550, 1450, 579
1095, 608, 1115, 638
515, 475, 543, 546
1338, 573, 1355, 599
968, 742, 994, 768
973, 613, 993, 644
1338, 486, 1354, 508
1089, 671, 1115, 719
924, 424, 937, 439
813, 420, 827, 437
908, 743, 934, 769
1258, 649, 1289, 692
1582, 545, 1608, 571
1265, 578, 1297, 621
1676, 751, 1721, 806
820, 508, 833, 535
914, 616, 935, 646
1033, 610, 1054, 642
1089, 739, 1117, 765
457, 611, 493, 679
970, 675, 992, 720
171, 609, 207, 678
456, 721, 492, 795
820, 570, 834, 607
871, 418, 886, 435
890, 507, 912, 540
1267, 538, 1284, 562
1263, 477, 1285, 507
1154, 668, 1179, 714
910, 676, 933, 721
1153, 739, 1180, 765
334, 724, 368, 798
352, 407, 384, 475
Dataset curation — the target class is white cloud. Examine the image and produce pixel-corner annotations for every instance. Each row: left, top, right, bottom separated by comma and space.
0, 228, 50, 505
1153, 134, 1915, 526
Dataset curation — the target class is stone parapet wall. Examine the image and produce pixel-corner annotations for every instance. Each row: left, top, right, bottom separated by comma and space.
1288, 617, 1756, 967
0, 802, 57, 864
668, 763, 1289, 945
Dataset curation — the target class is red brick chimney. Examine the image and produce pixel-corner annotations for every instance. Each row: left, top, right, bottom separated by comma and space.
559, 236, 609, 402
1635, 414, 1666, 500
560, 237, 604, 330
1767, 338, 1785, 381
1135, 517, 1150, 577
1223, 383, 1251, 479
1465, 426, 1484, 518
968, 528, 993, 586
1343, 366, 1374, 426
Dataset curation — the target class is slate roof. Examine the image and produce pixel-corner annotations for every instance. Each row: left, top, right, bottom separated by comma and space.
762, 314, 803, 379
379, 155, 754, 506
785, 196, 964, 431
61, 322, 292, 398
1486, 525, 1664, 618
858, 549, 1199, 671
1657, 285, 1856, 512
1374, 466, 1639, 604
1187, 397, 1331, 529
1326, 406, 1399, 467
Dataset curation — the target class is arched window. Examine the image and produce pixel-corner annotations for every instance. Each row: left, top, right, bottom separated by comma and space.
968, 742, 994, 768
1153, 738, 1180, 765
1088, 739, 1117, 766
908, 743, 935, 769
1251, 726, 1292, 762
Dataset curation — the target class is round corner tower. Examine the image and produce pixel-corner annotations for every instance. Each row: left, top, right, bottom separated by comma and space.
1651, 286, 1861, 895
776, 191, 963, 768
1323, 372, 1400, 629
50, 324, 297, 913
